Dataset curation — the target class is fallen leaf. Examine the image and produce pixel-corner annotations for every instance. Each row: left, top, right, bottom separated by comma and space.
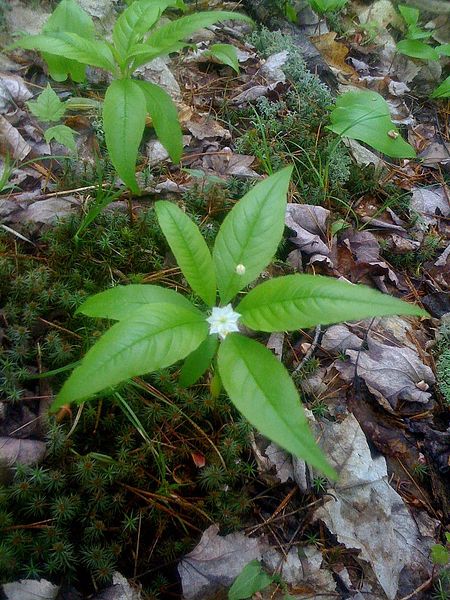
411, 186, 450, 228
335, 338, 435, 412
310, 32, 357, 78
0, 437, 46, 466
314, 414, 434, 600
263, 546, 336, 596
185, 116, 231, 141
0, 73, 32, 114
95, 571, 141, 600
179, 525, 269, 600
285, 204, 330, 256
2, 579, 59, 600
0, 115, 31, 161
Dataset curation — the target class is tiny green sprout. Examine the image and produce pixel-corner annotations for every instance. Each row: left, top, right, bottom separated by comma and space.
51, 168, 427, 478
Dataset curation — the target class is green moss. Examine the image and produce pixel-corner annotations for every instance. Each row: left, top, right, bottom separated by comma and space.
0, 209, 255, 592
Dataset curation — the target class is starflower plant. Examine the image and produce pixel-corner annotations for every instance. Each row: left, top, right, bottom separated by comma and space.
52, 167, 427, 476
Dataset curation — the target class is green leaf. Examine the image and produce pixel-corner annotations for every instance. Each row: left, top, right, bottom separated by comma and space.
327, 90, 416, 159
179, 335, 218, 387
308, 0, 348, 14
213, 167, 293, 304
438, 43, 450, 57
52, 303, 208, 409
218, 333, 335, 477
237, 274, 428, 332
27, 84, 66, 122
16, 32, 116, 73
228, 561, 273, 600
134, 80, 183, 163
148, 11, 252, 51
103, 78, 147, 194
113, 0, 179, 59
206, 44, 240, 73
44, 124, 77, 152
398, 4, 419, 28
155, 201, 216, 305
396, 39, 440, 61
431, 544, 449, 566
42, 0, 95, 82
77, 284, 197, 320
431, 75, 450, 99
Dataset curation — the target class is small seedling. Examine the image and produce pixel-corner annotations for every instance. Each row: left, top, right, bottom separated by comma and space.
51, 168, 427, 477
27, 84, 77, 152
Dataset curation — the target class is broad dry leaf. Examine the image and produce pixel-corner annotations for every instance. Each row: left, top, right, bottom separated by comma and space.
314, 414, 434, 600
310, 32, 357, 78
179, 525, 269, 600
0, 437, 46, 466
335, 338, 435, 411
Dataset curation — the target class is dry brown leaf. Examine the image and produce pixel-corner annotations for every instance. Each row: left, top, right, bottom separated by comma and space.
310, 32, 357, 78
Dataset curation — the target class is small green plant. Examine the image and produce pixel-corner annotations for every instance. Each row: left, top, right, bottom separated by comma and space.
52, 168, 426, 477
431, 534, 450, 600
327, 90, 416, 158
15, 0, 251, 193
27, 84, 77, 151
308, 0, 348, 14
396, 4, 448, 62
228, 560, 273, 600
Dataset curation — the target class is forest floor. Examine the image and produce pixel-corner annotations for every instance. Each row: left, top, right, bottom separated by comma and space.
0, 0, 449, 599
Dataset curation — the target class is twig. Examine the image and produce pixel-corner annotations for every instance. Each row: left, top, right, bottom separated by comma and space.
398, 576, 433, 600
292, 325, 321, 374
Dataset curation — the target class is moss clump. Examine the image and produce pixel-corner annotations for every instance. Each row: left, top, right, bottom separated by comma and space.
436, 323, 450, 404
0, 209, 255, 593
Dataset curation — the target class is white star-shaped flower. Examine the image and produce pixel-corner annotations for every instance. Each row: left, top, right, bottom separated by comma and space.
206, 304, 241, 340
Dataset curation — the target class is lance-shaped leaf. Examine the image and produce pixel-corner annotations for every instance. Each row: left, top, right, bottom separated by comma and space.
103, 79, 147, 194
135, 80, 182, 163
237, 274, 427, 332
431, 75, 450, 99
52, 303, 209, 409
155, 201, 216, 305
130, 10, 252, 68
179, 335, 219, 387
16, 32, 116, 73
213, 166, 293, 304
148, 11, 252, 51
42, 0, 95, 82
113, 0, 179, 60
327, 90, 416, 159
77, 284, 197, 320
218, 333, 335, 477
397, 39, 440, 61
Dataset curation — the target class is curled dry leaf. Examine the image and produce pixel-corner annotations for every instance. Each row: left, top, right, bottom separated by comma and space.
314, 414, 434, 600
285, 203, 330, 256
0, 115, 31, 161
335, 337, 435, 412
0, 73, 33, 114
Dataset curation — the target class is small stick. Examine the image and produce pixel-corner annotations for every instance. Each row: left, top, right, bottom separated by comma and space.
292, 325, 321, 374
